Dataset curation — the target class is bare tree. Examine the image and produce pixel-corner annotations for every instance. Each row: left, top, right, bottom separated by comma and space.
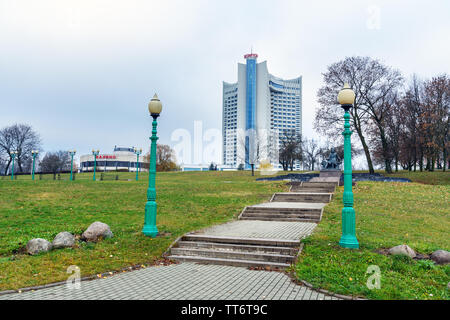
315, 56, 403, 173
237, 129, 272, 176
422, 74, 450, 171
302, 138, 321, 171
397, 75, 425, 171
0, 124, 41, 175
39, 151, 70, 173
279, 130, 303, 171
143, 144, 177, 171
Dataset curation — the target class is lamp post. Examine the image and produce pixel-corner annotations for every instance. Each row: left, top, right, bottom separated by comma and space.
92, 149, 99, 181
31, 150, 39, 180
337, 83, 359, 249
142, 93, 162, 237
11, 151, 18, 180
134, 147, 142, 181
69, 150, 76, 181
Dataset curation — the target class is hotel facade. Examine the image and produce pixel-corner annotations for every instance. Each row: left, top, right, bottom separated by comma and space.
222, 53, 302, 169
80, 146, 149, 172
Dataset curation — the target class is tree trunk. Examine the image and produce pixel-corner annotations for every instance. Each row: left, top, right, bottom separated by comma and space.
356, 128, 374, 174
352, 112, 375, 174
443, 144, 447, 172
4, 159, 11, 175
251, 164, 254, 176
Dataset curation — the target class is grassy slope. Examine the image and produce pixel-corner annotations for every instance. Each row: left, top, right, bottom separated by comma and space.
0, 171, 286, 290
293, 171, 450, 300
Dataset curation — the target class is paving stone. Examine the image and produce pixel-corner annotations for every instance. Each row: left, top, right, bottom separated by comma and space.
196, 220, 316, 240
1, 263, 337, 300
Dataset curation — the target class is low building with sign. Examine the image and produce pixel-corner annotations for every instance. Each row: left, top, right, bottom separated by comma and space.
80, 146, 149, 172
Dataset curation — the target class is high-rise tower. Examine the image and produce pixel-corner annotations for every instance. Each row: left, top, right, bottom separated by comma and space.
222, 53, 302, 169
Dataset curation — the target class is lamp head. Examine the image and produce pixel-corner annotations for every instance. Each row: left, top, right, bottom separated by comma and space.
337, 83, 355, 108
148, 93, 162, 117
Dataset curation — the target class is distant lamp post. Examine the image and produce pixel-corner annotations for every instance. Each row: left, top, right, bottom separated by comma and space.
142, 93, 162, 237
92, 149, 100, 181
31, 150, 39, 180
69, 150, 76, 181
11, 151, 18, 180
337, 83, 359, 249
134, 147, 142, 181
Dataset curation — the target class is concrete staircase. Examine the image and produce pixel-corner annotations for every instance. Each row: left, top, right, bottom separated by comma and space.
167, 180, 336, 269
168, 234, 300, 269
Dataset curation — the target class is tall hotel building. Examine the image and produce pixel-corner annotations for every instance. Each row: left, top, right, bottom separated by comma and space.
222, 53, 302, 169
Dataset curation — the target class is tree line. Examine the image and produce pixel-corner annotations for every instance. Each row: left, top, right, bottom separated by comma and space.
0, 124, 75, 175
314, 56, 449, 173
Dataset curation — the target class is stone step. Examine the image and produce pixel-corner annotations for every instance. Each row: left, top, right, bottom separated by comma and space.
171, 247, 296, 263
177, 241, 297, 255
272, 192, 332, 203
290, 186, 336, 193
240, 211, 320, 220
240, 216, 319, 223
302, 181, 339, 188
182, 234, 300, 247
167, 255, 291, 269
243, 207, 321, 215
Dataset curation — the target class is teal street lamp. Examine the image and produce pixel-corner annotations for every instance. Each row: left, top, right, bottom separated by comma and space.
134, 147, 142, 181
92, 149, 99, 181
69, 150, 76, 181
31, 150, 39, 180
10, 151, 18, 180
142, 93, 162, 237
337, 83, 359, 249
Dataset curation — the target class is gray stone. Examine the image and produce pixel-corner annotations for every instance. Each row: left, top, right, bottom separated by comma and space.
430, 250, 450, 265
81, 222, 113, 242
26, 238, 52, 255
388, 245, 416, 258
52, 232, 75, 249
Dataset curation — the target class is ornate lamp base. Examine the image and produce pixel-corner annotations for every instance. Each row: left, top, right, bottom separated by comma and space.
142, 201, 159, 238
339, 206, 359, 249
339, 235, 359, 249
142, 225, 159, 238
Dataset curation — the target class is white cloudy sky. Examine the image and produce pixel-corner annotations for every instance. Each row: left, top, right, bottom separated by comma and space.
1, 0, 449, 167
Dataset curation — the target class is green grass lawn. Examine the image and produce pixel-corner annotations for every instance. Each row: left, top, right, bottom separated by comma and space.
0, 171, 286, 291
293, 171, 450, 300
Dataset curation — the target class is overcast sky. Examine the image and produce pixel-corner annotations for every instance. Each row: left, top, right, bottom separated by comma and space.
1, 0, 449, 167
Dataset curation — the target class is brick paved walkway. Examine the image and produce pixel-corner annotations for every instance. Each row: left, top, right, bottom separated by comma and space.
0, 263, 338, 300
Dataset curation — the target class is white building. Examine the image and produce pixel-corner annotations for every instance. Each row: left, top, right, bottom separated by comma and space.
80, 146, 148, 172
222, 53, 302, 169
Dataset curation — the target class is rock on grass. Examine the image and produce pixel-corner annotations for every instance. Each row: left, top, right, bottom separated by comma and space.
388, 245, 416, 258
81, 222, 113, 242
52, 232, 75, 249
26, 238, 52, 255
430, 250, 450, 265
